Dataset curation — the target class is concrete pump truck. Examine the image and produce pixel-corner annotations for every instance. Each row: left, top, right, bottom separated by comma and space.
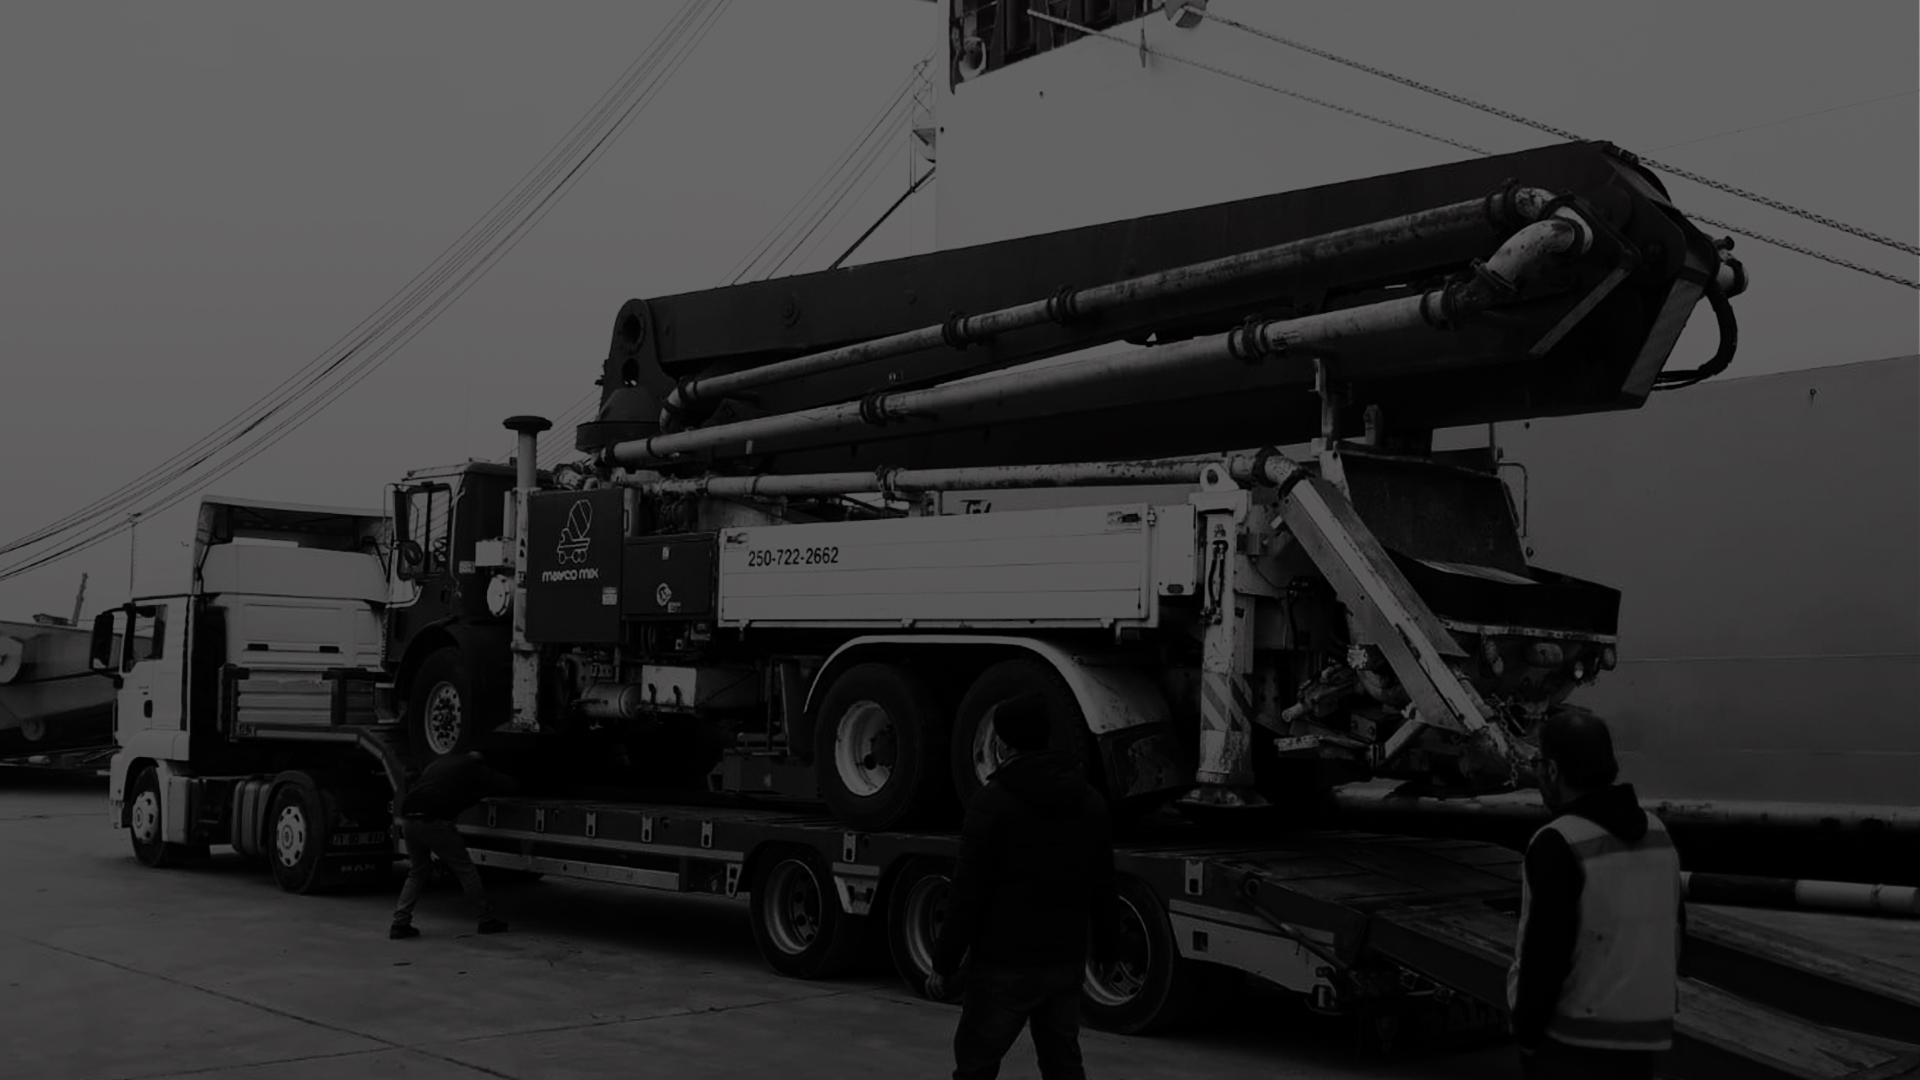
107, 141, 1859, 1065
375, 138, 1746, 832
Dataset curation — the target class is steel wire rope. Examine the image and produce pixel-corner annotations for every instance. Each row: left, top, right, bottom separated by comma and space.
0, 0, 720, 560
527, 52, 934, 462
1030, 10, 1918, 289
794, 135, 914, 273
0, 1, 734, 583
766, 108, 918, 278
1196, 8, 1920, 259
747, 85, 923, 281
723, 51, 934, 285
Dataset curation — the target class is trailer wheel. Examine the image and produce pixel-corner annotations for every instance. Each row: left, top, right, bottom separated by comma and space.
267, 782, 332, 895
951, 658, 1101, 807
813, 663, 953, 831
408, 647, 479, 761
127, 765, 195, 868
748, 846, 867, 980
1081, 875, 1201, 1035
886, 857, 964, 1001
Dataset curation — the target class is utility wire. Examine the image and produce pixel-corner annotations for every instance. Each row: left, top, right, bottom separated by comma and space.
0, 1, 732, 584
528, 51, 934, 462
1, 1, 719, 561
789, 59, 936, 275
1196, 9, 1920, 259
1029, 10, 1919, 290
766, 108, 917, 278
1647, 88, 1919, 152
727, 51, 934, 283
829, 165, 936, 271
727, 54, 931, 283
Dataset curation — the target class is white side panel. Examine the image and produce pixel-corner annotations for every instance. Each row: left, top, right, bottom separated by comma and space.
718, 504, 1157, 626
218, 596, 383, 671
198, 544, 386, 601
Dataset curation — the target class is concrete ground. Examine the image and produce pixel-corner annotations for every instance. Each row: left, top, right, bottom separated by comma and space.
1, 773, 1518, 1080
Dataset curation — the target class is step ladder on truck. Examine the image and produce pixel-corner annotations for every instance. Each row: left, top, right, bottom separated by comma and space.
92, 142, 1920, 1075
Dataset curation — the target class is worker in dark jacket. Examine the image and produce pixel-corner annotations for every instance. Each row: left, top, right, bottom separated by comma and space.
390, 750, 521, 939
928, 692, 1122, 1080
1507, 709, 1685, 1079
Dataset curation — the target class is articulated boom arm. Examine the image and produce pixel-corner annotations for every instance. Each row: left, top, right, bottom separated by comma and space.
546, 139, 1750, 804
587, 140, 1743, 476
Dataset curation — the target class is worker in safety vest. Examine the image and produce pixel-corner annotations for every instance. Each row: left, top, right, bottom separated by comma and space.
1507, 708, 1685, 1079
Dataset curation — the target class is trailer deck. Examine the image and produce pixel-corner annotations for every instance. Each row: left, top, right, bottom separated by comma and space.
448, 786, 1920, 1079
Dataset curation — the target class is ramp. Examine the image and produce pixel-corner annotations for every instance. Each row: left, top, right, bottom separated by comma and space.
1215, 833, 1920, 1079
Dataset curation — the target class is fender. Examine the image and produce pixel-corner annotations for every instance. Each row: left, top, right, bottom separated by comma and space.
803, 634, 1172, 735
107, 733, 191, 827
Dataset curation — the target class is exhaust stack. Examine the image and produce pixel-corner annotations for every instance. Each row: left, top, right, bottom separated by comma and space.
503, 415, 552, 734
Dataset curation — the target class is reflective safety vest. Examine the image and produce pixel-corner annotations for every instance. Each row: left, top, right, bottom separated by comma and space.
1506, 811, 1682, 1051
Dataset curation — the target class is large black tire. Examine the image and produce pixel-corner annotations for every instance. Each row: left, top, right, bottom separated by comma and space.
267, 781, 332, 894
1080, 874, 1203, 1035
127, 765, 197, 869
813, 663, 954, 832
748, 846, 869, 980
407, 647, 482, 762
949, 658, 1103, 808
885, 857, 966, 1002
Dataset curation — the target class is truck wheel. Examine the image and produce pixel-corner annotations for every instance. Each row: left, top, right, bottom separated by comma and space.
127, 765, 195, 868
1081, 875, 1201, 1035
950, 658, 1101, 807
813, 663, 953, 831
408, 647, 479, 761
268, 781, 332, 895
886, 857, 965, 1001
749, 846, 868, 980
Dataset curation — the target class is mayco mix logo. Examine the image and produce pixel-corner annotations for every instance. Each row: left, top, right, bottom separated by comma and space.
541, 499, 600, 583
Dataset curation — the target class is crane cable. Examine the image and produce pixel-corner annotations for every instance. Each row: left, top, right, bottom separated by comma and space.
0, 0, 724, 562
1196, 9, 1920, 260
0, 1, 733, 584
534, 51, 937, 462
733, 53, 935, 283
1026, 10, 1918, 291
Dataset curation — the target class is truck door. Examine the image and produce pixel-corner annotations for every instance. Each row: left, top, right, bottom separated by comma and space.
93, 599, 188, 744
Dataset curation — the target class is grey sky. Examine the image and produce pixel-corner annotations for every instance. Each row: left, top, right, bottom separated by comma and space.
0, 0, 1913, 618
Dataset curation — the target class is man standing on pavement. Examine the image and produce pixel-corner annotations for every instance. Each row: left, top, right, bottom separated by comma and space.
390, 749, 521, 940
927, 692, 1122, 1080
1508, 709, 1685, 1079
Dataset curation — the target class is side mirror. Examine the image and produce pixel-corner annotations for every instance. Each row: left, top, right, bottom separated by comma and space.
398, 539, 425, 571
89, 610, 118, 672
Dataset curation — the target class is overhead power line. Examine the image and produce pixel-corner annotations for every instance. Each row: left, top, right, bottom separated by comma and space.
0, 0, 734, 585
1028, 10, 1918, 290
528, 52, 937, 461
1194, 9, 1920, 260
2, 1, 721, 562
1647, 88, 1920, 152
727, 50, 935, 284
829, 165, 936, 271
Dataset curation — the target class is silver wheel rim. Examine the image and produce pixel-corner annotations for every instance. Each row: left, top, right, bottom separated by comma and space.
130, 789, 160, 844
969, 707, 1013, 787
275, 805, 308, 868
833, 700, 897, 798
425, 681, 463, 756
903, 873, 950, 976
1084, 895, 1152, 1007
764, 860, 824, 955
